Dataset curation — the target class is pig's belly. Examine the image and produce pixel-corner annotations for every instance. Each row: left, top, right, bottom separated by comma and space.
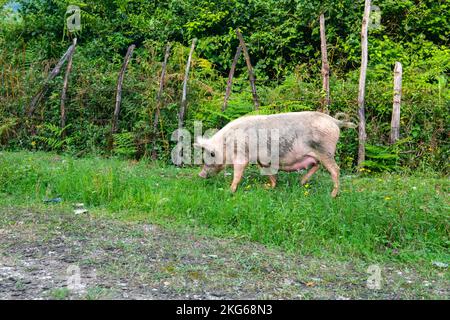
280, 156, 318, 172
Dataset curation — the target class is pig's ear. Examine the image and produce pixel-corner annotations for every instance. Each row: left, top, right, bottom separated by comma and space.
194, 137, 209, 149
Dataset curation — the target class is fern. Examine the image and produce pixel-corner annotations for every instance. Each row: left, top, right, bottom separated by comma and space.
35, 123, 73, 151
361, 142, 406, 172
113, 131, 136, 158
0, 117, 17, 143
197, 58, 213, 71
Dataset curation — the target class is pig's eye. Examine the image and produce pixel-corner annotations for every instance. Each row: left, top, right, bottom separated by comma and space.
210, 151, 215, 157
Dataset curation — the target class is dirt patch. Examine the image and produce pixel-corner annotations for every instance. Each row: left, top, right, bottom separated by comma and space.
0, 206, 447, 300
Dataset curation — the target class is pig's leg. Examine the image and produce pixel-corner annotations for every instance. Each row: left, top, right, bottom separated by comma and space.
319, 157, 340, 197
258, 164, 277, 188
300, 163, 320, 185
230, 163, 247, 193
268, 175, 277, 188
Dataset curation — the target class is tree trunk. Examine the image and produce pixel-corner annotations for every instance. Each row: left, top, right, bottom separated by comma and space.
390, 62, 402, 144
60, 38, 77, 137
223, 45, 242, 112
319, 14, 330, 113
152, 43, 171, 160
27, 40, 77, 116
112, 44, 135, 134
235, 28, 260, 110
357, 0, 371, 166
178, 38, 197, 129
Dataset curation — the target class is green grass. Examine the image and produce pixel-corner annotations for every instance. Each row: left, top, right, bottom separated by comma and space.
48, 288, 70, 300
0, 151, 448, 268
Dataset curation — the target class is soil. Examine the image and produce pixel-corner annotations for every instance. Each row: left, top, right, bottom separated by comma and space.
0, 206, 447, 300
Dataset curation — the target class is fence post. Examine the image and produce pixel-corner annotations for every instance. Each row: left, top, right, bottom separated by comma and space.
152, 43, 171, 160
222, 45, 242, 112
27, 40, 77, 116
235, 28, 260, 110
112, 44, 135, 134
178, 38, 197, 129
390, 62, 402, 144
60, 38, 77, 137
319, 14, 330, 113
357, 0, 371, 166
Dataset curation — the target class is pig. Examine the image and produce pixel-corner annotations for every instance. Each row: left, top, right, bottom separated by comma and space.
194, 111, 356, 197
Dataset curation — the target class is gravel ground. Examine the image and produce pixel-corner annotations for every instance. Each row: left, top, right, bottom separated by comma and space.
0, 206, 447, 300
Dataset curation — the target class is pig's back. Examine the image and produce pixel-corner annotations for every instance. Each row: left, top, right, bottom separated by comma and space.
223, 111, 338, 133
218, 111, 340, 159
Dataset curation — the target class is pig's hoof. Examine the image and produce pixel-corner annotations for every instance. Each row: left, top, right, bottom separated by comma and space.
230, 186, 237, 193
331, 190, 338, 198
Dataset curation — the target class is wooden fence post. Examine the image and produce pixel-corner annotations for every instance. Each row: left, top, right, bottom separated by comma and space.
390, 62, 402, 144
235, 28, 260, 110
357, 0, 371, 166
319, 14, 330, 113
152, 43, 171, 159
112, 44, 135, 134
60, 38, 77, 137
178, 38, 197, 129
222, 45, 242, 112
27, 40, 77, 116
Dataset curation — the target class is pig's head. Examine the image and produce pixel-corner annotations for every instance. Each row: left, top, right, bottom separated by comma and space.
194, 137, 225, 178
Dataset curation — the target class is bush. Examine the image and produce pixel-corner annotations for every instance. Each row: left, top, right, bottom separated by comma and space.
0, 0, 448, 173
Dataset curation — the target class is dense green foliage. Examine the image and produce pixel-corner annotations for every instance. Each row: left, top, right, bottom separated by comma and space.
0, 0, 448, 172
1, 151, 448, 263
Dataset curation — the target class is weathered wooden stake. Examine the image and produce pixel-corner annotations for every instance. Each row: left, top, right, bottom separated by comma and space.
390, 62, 402, 144
223, 45, 242, 112
112, 44, 135, 134
235, 28, 260, 110
27, 40, 77, 116
152, 43, 171, 159
357, 0, 371, 166
60, 38, 77, 137
319, 14, 330, 113
178, 38, 197, 129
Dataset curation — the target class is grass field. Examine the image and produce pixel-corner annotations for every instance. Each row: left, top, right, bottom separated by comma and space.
1, 151, 448, 269
1, 151, 449, 299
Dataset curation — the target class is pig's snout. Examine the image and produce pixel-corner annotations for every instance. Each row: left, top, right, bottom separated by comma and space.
198, 170, 208, 179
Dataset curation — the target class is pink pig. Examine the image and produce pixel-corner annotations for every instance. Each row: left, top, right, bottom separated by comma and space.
194, 111, 356, 197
